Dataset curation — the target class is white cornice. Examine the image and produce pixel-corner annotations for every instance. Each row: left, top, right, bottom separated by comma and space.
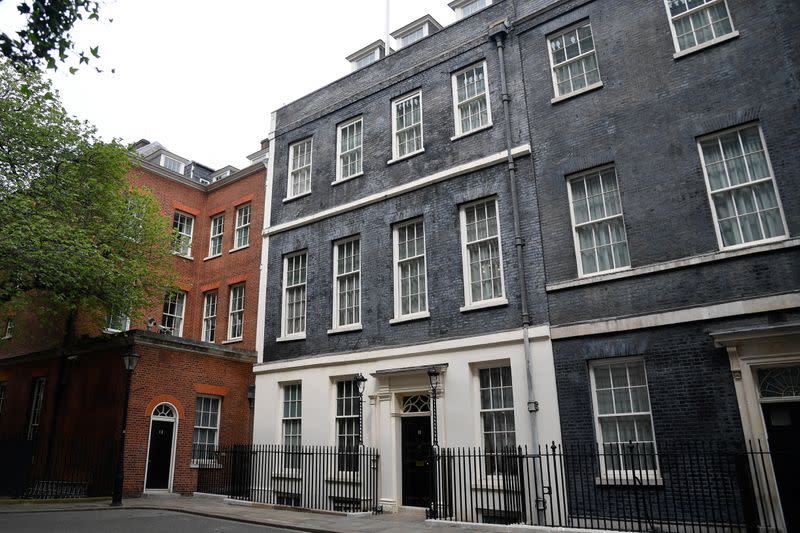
264, 144, 531, 236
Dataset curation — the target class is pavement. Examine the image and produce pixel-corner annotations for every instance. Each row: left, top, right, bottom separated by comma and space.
0, 493, 501, 533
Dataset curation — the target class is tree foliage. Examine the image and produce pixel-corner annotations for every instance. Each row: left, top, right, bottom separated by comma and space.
0, 60, 175, 331
0, 0, 107, 73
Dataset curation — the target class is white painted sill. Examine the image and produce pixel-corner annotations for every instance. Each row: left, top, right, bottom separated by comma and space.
283, 191, 311, 203
673, 31, 739, 59
229, 244, 249, 254
450, 123, 492, 141
546, 237, 799, 292
276, 333, 306, 343
221, 338, 243, 345
173, 253, 194, 260
578, 265, 632, 280
203, 253, 222, 262
327, 323, 363, 335
460, 298, 508, 313
331, 172, 364, 186
595, 475, 663, 486
387, 148, 425, 166
551, 81, 604, 104
389, 311, 430, 324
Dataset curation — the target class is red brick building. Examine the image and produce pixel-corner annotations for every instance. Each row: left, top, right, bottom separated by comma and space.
0, 140, 267, 497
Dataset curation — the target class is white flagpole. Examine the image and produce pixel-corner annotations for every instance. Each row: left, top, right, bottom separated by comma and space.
385, 0, 391, 55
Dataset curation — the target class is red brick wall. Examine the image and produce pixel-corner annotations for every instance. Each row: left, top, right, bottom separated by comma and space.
0, 357, 60, 438
122, 339, 254, 495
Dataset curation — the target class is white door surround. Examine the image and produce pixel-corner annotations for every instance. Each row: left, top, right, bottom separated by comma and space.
143, 402, 179, 493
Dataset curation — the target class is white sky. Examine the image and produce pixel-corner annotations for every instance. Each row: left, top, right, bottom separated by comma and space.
0, 0, 457, 169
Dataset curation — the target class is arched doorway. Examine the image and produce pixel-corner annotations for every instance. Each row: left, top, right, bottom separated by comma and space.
145, 403, 178, 491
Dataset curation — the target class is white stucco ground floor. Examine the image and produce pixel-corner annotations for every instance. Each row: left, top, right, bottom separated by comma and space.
252, 326, 562, 512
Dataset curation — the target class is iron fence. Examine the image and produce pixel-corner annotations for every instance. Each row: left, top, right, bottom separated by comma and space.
429, 441, 782, 532
0, 436, 118, 498
195, 444, 380, 513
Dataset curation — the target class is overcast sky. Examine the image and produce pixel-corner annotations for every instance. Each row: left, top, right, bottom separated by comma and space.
0, 0, 458, 169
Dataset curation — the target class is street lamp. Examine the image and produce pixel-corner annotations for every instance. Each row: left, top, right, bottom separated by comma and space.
427, 367, 440, 447
111, 349, 139, 507
354, 373, 367, 445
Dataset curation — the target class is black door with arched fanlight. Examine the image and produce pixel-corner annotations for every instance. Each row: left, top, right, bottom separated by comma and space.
145, 403, 176, 490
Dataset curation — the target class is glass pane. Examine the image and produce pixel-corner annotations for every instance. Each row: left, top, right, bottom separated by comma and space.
610, 364, 629, 387
596, 389, 614, 415
613, 389, 632, 413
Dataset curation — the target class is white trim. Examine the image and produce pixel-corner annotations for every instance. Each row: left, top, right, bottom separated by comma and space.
550, 292, 800, 339
450, 123, 493, 141
331, 172, 364, 186
547, 237, 800, 292
459, 197, 507, 309
159, 154, 185, 175
228, 244, 250, 253
697, 123, 788, 251
265, 144, 531, 237
287, 138, 313, 200
227, 283, 245, 341
201, 291, 218, 343
335, 116, 364, 183
208, 213, 224, 258
255, 326, 552, 374
451, 60, 493, 138
281, 250, 308, 339
234, 203, 252, 250
449, 0, 492, 19
327, 323, 363, 335
459, 297, 508, 313
550, 81, 603, 104
386, 148, 425, 165
331, 236, 361, 331
172, 211, 195, 258
255, 120, 277, 365
391, 90, 424, 161
392, 218, 429, 322
276, 332, 307, 343
192, 395, 222, 466
144, 402, 179, 493
662, 0, 737, 55
162, 291, 186, 337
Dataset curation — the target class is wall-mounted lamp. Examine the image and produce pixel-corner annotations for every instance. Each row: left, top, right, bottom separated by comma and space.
354, 373, 367, 445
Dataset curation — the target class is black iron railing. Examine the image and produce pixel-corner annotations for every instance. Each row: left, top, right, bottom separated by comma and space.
195, 444, 380, 513
0, 436, 119, 498
428, 441, 782, 532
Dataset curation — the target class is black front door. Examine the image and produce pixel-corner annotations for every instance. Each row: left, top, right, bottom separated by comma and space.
763, 402, 800, 532
401, 416, 432, 507
145, 420, 174, 489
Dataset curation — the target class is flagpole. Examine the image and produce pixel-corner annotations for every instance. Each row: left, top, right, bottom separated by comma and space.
385, 0, 391, 55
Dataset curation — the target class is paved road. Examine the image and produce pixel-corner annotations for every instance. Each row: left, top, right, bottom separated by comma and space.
0, 509, 305, 533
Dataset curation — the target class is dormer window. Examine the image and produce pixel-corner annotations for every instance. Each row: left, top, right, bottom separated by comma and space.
160, 154, 184, 174
449, 0, 492, 19
346, 40, 387, 71
391, 15, 442, 49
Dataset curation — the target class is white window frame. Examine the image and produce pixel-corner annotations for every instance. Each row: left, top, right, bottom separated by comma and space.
566, 165, 631, 278
3, 318, 14, 339
330, 237, 362, 333
192, 395, 221, 464
352, 48, 381, 70
335, 117, 364, 183
282, 383, 302, 469
697, 124, 787, 251
27, 377, 46, 441
104, 312, 130, 333
451, 61, 493, 138
547, 21, 602, 100
335, 379, 360, 472
234, 204, 251, 250
391, 218, 429, 323
451, 0, 492, 19
161, 291, 186, 337
227, 284, 245, 341
459, 197, 507, 311
208, 214, 224, 258
390, 90, 424, 162
172, 211, 194, 258
202, 291, 218, 343
663, 0, 738, 57
589, 357, 660, 483
160, 154, 185, 174
478, 365, 516, 476
287, 138, 313, 199
280, 251, 307, 341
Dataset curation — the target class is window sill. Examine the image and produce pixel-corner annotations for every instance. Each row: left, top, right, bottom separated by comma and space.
221, 338, 243, 345
595, 475, 663, 486
327, 324, 362, 335
173, 253, 194, 260
276, 333, 306, 343
283, 191, 311, 203
460, 298, 508, 313
578, 265, 632, 279
191, 462, 222, 470
673, 31, 739, 59
387, 148, 425, 166
332, 172, 364, 186
450, 123, 493, 141
551, 81, 604, 104
229, 245, 249, 254
717, 235, 788, 253
389, 311, 430, 325
546, 237, 800, 292
203, 254, 222, 261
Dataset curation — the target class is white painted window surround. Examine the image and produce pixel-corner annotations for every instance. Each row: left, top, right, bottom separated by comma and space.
392, 219, 428, 322
663, 0, 736, 55
27, 377, 46, 441
547, 21, 601, 99
452, 61, 492, 137
336, 117, 363, 182
162, 291, 186, 336
172, 211, 194, 257
208, 214, 224, 257
589, 358, 658, 481
235, 204, 251, 249
281, 251, 307, 339
288, 139, 313, 199
698, 124, 787, 251
335, 379, 359, 471
459, 198, 507, 311
479, 366, 516, 475
202, 291, 217, 343
391, 91, 424, 161
451, 0, 492, 19
192, 395, 221, 463
282, 383, 302, 468
331, 237, 361, 332
228, 284, 245, 340
160, 154, 184, 174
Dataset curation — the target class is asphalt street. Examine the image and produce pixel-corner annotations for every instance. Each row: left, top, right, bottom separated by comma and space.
0, 509, 305, 533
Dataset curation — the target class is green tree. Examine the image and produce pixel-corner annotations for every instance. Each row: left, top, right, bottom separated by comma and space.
0, 0, 107, 73
0, 60, 175, 337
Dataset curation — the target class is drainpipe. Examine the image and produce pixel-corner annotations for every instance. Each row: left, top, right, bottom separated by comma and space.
489, 21, 540, 446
